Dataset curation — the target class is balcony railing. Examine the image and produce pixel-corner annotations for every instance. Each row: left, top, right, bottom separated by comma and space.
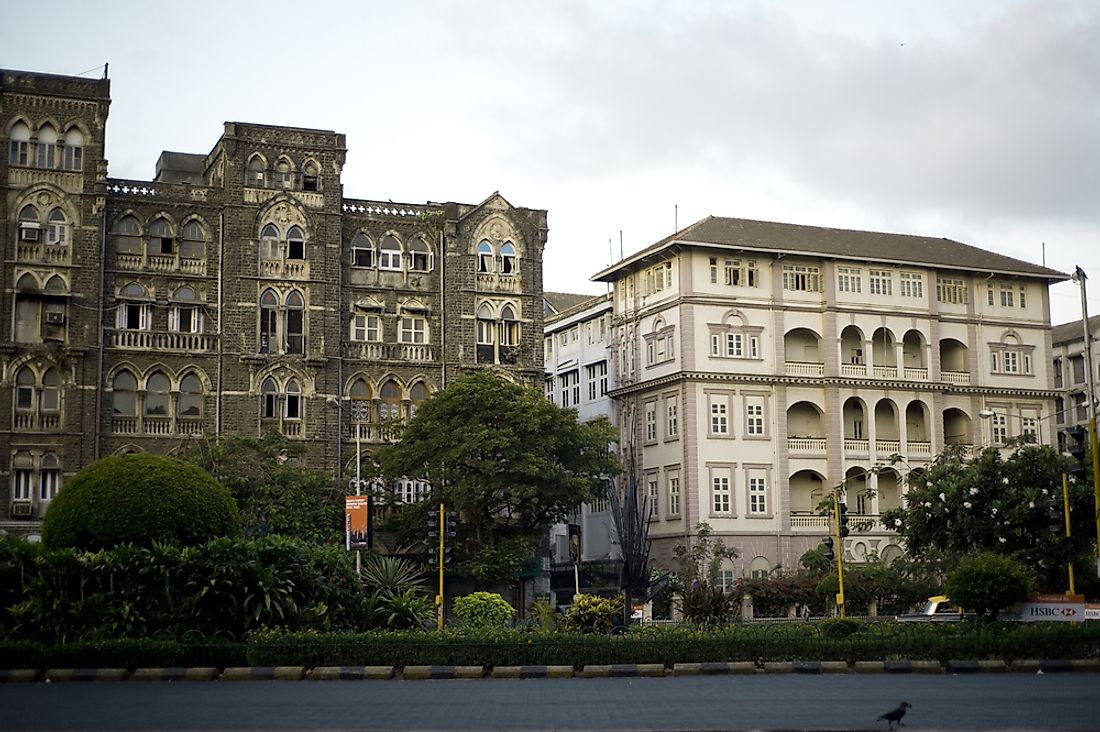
790, 514, 831, 530
115, 252, 207, 275
941, 370, 971, 385
876, 439, 901, 454
785, 361, 824, 377
13, 412, 61, 431
476, 273, 520, 292
16, 242, 71, 265
873, 365, 898, 379
107, 329, 217, 352
110, 415, 206, 436
258, 258, 309, 279
903, 366, 929, 381
343, 342, 436, 363
787, 437, 826, 453
843, 438, 869, 454
907, 440, 932, 457
840, 363, 866, 377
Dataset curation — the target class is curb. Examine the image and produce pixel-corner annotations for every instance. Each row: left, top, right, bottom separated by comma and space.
44, 668, 130, 682
581, 664, 666, 678
308, 666, 395, 680
129, 667, 219, 682
672, 661, 756, 676
402, 665, 484, 680
0, 669, 41, 683
490, 665, 575, 679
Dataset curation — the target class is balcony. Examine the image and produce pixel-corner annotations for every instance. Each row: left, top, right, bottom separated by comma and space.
785, 361, 824, 377
787, 437, 826, 454
110, 415, 206, 436
107, 329, 217, 353
873, 365, 898, 379
907, 441, 932, 457
790, 514, 831, 530
475, 273, 520, 292
258, 258, 309, 279
13, 413, 61, 431
343, 342, 436, 363
875, 439, 901, 454
115, 252, 207, 275
843, 438, 869, 455
840, 363, 866, 377
941, 370, 971, 385
16, 242, 70, 265
903, 367, 929, 381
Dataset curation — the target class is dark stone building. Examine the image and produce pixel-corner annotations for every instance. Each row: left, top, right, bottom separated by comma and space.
1, 68, 547, 536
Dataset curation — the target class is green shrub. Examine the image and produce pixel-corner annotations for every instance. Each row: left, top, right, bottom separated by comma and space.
41, 454, 241, 550
453, 592, 515, 628
946, 551, 1032, 620
679, 586, 737, 628
818, 617, 861, 638
563, 593, 618, 634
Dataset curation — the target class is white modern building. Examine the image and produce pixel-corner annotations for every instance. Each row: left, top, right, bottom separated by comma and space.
592, 216, 1068, 584
1051, 314, 1100, 450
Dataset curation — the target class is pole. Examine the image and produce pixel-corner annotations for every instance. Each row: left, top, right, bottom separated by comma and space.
833, 494, 846, 618
437, 502, 445, 631
1062, 472, 1076, 596
1073, 267, 1100, 577
354, 406, 362, 575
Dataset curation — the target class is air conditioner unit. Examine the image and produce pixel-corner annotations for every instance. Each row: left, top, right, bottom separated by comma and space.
19, 226, 40, 242
11, 502, 33, 517
46, 311, 66, 324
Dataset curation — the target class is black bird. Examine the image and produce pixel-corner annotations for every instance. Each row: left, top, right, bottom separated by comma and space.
877, 701, 911, 729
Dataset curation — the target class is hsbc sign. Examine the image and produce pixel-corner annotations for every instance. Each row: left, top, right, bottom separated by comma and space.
1013, 595, 1085, 622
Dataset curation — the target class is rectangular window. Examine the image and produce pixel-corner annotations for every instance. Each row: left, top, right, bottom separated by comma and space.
646, 262, 672, 293
648, 476, 660, 519
379, 247, 402, 271
36, 142, 56, 169
1019, 286, 1027, 308
9, 140, 29, 166
545, 377, 554, 403
746, 401, 765, 436
12, 470, 33, 501
1003, 351, 1019, 373
724, 259, 742, 286
782, 264, 821, 292
40, 468, 59, 501
936, 277, 968, 304
399, 317, 426, 343
585, 361, 607, 400
999, 283, 1014, 307
559, 371, 579, 407
352, 314, 381, 342
352, 245, 374, 268
709, 257, 718, 284
173, 306, 201, 334
991, 413, 1007, 444
645, 401, 657, 442
748, 475, 767, 515
869, 269, 893, 296
1022, 416, 1038, 442
711, 473, 731, 514
666, 396, 679, 437
727, 333, 743, 358
837, 267, 862, 293
900, 272, 923, 298
709, 397, 728, 435
667, 472, 680, 516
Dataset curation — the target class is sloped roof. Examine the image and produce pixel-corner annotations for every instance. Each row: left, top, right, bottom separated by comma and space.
592, 216, 1069, 282
544, 291, 600, 315
1052, 314, 1100, 345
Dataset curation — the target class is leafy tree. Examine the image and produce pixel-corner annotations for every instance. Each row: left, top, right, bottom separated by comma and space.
377, 372, 619, 584
672, 522, 739, 589
41, 453, 241, 551
882, 443, 1093, 592
184, 432, 346, 544
453, 591, 516, 628
945, 551, 1033, 620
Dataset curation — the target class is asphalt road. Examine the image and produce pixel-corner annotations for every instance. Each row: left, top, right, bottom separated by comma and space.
1, 673, 1096, 731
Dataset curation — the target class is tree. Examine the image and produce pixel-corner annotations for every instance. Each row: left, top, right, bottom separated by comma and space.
946, 551, 1033, 620
41, 453, 240, 551
183, 431, 347, 544
882, 443, 1093, 593
377, 371, 620, 584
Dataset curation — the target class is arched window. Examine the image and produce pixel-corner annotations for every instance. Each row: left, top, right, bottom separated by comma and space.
351, 232, 374, 268
476, 303, 495, 347
500, 304, 520, 347
112, 371, 138, 416
35, 124, 58, 168
302, 160, 319, 191
179, 373, 203, 418
259, 223, 279, 260
170, 286, 202, 334
408, 236, 432, 272
39, 453, 60, 501
149, 217, 174, 255
477, 240, 494, 273
275, 158, 294, 188
17, 204, 40, 243
286, 225, 305, 260
62, 127, 84, 170
285, 291, 305, 354
116, 283, 151, 330
145, 372, 170, 416
259, 289, 278, 353
261, 376, 279, 419
11, 452, 34, 502
41, 368, 60, 412
379, 234, 402, 271
8, 121, 31, 166
285, 379, 302, 419
410, 383, 429, 417
349, 378, 372, 422
115, 215, 142, 255
46, 208, 68, 247
499, 242, 516, 275
180, 220, 206, 259
247, 155, 266, 187
379, 380, 401, 421
15, 367, 34, 411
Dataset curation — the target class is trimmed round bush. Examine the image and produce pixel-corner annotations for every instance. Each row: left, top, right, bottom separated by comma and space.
452, 592, 516, 628
41, 453, 242, 550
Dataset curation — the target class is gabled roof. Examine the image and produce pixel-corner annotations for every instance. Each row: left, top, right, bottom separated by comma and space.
1052, 314, 1100, 346
544, 291, 601, 316
592, 216, 1069, 282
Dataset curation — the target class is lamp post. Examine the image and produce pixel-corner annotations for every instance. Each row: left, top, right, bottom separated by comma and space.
1069, 266, 1100, 577
328, 396, 368, 573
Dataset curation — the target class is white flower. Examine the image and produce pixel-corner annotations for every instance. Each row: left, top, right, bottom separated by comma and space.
999, 537, 1007, 543
894, 518, 902, 527
991, 507, 998, 515
923, 501, 932, 508
1042, 489, 1049, 495
1028, 501, 1035, 509
925, 481, 933, 488
1002, 477, 1010, 485
938, 492, 946, 502
963, 501, 972, 509
970, 487, 979, 496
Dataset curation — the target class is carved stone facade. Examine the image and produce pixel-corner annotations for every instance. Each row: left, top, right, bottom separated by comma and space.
1, 68, 547, 535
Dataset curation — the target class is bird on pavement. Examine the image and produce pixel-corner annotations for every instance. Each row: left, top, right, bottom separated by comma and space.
877, 701, 911, 729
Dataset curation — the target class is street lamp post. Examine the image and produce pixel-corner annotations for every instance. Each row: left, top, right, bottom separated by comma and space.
328, 396, 368, 573
1070, 266, 1100, 577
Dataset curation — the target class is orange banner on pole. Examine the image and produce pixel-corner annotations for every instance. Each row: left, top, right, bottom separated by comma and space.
345, 496, 370, 550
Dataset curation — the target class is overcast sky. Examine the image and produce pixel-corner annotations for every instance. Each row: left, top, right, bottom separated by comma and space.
4, 0, 1097, 325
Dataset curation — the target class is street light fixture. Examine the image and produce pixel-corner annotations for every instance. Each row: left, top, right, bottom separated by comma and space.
1069, 266, 1100, 578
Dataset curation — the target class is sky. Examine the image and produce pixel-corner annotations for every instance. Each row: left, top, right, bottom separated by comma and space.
3, 0, 1098, 325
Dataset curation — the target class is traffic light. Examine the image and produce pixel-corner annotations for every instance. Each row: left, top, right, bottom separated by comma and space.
838, 502, 850, 538
1065, 426, 1088, 476
427, 510, 440, 540
427, 545, 452, 567
444, 511, 457, 540
821, 536, 835, 561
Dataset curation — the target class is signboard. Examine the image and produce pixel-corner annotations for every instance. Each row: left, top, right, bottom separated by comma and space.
1013, 594, 1085, 622
345, 495, 370, 550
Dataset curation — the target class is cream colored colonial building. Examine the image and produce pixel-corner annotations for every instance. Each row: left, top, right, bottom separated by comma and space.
593, 216, 1068, 582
